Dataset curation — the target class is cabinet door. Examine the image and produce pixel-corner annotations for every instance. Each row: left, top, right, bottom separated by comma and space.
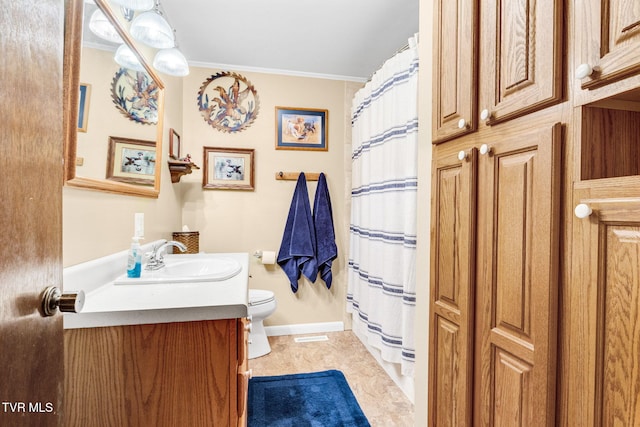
480, 0, 563, 124
576, 0, 640, 89
568, 180, 640, 426
428, 146, 477, 426
237, 318, 249, 427
432, 0, 478, 143
474, 124, 562, 426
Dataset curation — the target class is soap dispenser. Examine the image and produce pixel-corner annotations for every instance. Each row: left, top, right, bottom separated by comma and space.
126, 237, 142, 278
126, 213, 144, 278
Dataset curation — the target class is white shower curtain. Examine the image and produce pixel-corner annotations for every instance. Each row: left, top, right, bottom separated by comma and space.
347, 36, 419, 377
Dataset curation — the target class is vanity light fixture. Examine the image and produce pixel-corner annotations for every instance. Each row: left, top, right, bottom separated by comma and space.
109, 0, 154, 11
153, 46, 190, 76
129, 2, 174, 49
114, 44, 146, 72
89, 9, 124, 44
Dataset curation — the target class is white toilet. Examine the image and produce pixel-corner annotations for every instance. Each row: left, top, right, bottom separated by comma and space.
248, 289, 277, 359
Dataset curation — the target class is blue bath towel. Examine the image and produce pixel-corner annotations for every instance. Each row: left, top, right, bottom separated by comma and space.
313, 173, 337, 288
277, 173, 318, 292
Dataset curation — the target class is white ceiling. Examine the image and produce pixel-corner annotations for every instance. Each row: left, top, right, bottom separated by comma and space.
158, 0, 420, 81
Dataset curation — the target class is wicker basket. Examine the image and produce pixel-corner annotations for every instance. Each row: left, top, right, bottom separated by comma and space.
172, 231, 199, 254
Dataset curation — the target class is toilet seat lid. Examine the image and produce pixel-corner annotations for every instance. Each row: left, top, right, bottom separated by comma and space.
249, 289, 275, 306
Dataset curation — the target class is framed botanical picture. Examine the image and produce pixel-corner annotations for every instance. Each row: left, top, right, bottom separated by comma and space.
169, 128, 181, 160
106, 136, 156, 186
78, 83, 91, 132
275, 107, 328, 151
203, 147, 255, 190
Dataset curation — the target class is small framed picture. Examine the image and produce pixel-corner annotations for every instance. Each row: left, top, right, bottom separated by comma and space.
78, 83, 91, 132
169, 128, 181, 160
106, 136, 156, 186
275, 107, 328, 151
203, 147, 255, 190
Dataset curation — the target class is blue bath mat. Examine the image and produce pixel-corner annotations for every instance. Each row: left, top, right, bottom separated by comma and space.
248, 369, 371, 426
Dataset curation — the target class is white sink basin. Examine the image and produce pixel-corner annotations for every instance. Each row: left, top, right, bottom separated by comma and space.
114, 254, 242, 285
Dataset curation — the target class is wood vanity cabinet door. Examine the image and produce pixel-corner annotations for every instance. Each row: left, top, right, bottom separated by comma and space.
237, 318, 249, 427
432, 0, 478, 143
474, 124, 562, 426
575, 0, 640, 90
64, 320, 238, 427
428, 145, 477, 426
568, 180, 640, 426
479, 0, 563, 125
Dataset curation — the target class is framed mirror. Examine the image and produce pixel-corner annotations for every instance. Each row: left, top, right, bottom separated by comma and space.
63, 0, 165, 198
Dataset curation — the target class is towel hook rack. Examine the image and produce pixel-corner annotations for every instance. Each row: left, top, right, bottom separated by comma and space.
275, 172, 321, 181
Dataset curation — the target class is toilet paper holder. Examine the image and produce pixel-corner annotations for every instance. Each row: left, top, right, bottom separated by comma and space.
253, 250, 276, 265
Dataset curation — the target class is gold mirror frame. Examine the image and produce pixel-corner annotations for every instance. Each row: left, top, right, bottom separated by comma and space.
63, 0, 165, 198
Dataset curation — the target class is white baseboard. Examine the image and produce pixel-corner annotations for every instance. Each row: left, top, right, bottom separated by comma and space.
265, 321, 345, 337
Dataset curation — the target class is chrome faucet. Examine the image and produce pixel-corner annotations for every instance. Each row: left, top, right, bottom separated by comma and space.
145, 240, 187, 270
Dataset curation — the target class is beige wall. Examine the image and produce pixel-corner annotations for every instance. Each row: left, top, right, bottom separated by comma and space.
179, 67, 362, 328
415, 0, 434, 424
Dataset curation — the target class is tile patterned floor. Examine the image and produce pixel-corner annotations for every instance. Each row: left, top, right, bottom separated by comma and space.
249, 331, 415, 426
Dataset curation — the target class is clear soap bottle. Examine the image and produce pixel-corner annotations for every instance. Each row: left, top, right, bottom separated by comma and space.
126, 237, 142, 278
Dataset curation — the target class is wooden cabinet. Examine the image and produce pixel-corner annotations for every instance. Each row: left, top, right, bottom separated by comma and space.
237, 318, 250, 426
479, 0, 563, 125
429, 145, 477, 426
64, 318, 249, 427
569, 179, 640, 426
432, 0, 478, 142
574, 0, 640, 91
429, 123, 562, 425
432, 0, 563, 143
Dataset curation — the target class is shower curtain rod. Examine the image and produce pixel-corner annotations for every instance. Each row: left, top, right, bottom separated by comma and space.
365, 43, 410, 83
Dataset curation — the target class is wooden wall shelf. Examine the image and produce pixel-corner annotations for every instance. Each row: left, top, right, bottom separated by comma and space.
168, 160, 200, 183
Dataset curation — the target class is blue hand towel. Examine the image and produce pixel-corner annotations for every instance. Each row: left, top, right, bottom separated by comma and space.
277, 173, 318, 292
313, 173, 337, 288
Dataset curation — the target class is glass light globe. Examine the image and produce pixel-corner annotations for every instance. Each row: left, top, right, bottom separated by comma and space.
153, 48, 190, 76
89, 9, 123, 44
130, 11, 174, 49
114, 44, 146, 72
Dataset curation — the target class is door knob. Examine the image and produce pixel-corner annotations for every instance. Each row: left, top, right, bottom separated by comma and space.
574, 203, 593, 219
41, 286, 85, 317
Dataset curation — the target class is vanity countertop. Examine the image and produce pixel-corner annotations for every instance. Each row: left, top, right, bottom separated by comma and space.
63, 245, 249, 329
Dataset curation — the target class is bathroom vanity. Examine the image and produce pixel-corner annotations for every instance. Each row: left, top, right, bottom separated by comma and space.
62, 245, 250, 426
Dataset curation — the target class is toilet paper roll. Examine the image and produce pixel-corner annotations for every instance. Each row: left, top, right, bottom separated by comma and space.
261, 251, 276, 265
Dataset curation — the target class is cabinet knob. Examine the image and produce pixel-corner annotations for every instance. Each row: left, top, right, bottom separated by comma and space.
457, 118, 468, 129
480, 109, 491, 121
244, 322, 252, 332
458, 150, 468, 161
575, 63, 594, 79
479, 144, 492, 155
574, 203, 593, 219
